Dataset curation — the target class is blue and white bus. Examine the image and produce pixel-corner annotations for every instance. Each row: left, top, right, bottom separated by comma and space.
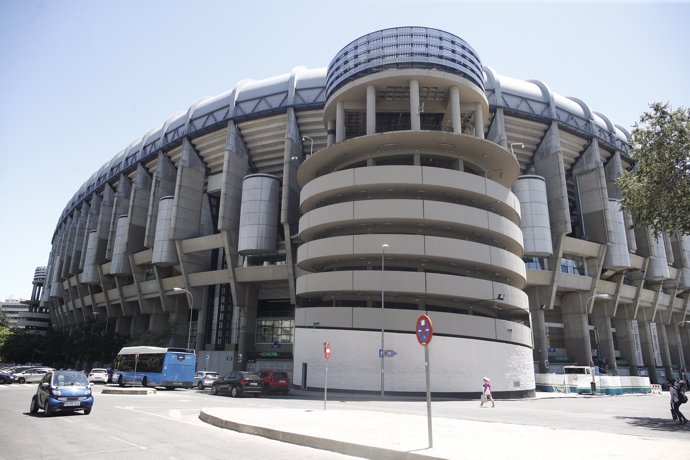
115, 346, 196, 390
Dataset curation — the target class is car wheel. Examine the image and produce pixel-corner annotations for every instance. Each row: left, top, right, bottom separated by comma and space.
164, 386, 174, 391
18, 377, 26, 384
118, 375, 124, 387
43, 400, 52, 417
211, 385, 218, 395
197, 382, 204, 390
30, 396, 39, 414
142, 377, 148, 388
83, 408, 91, 415
230, 386, 239, 398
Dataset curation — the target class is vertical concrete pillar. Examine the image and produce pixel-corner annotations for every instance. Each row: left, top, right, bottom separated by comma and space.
144, 152, 177, 248
327, 120, 335, 147
657, 324, 674, 380
450, 86, 461, 133
487, 108, 508, 149
127, 164, 152, 252
561, 294, 592, 366
637, 320, 660, 383
592, 312, 616, 373
366, 85, 376, 135
613, 312, 640, 375
528, 287, 551, 373
69, 207, 88, 274
171, 138, 206, 241
410, 79, 420, 131
572, 140, 612, 244
474, 102, 484, 139
218, 122, 249, 250
533, 123, 570, 238
106, 175, 132, 260
336, 101, 345, 143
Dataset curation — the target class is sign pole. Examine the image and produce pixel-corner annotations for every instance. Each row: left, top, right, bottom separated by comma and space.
415, 314, 434, 449
425, 345, 433, 448
323, 342, 331, 410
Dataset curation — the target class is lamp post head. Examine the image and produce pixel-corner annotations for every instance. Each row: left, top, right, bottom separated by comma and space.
382, 243, 389, 251
173, 287, 184, 292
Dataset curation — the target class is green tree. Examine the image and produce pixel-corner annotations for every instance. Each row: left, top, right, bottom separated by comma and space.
617, 102, 690, 237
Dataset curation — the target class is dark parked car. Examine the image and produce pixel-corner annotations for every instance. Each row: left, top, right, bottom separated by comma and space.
211, 371, 262, 397
30, 370, 94, 416
258, 370, 290, 394
0, 371, 13, 384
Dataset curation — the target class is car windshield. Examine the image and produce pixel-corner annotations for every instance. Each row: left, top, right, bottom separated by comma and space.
205, 372, 219, 378
54, 373, 89, 386
274, 372, 288, 378
243, 373, 260, 379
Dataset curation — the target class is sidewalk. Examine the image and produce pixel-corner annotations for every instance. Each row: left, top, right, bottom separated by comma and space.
199, 392, 688, 460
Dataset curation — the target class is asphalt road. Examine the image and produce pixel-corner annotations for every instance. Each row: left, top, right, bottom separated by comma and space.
0, 382, 685, 460
0, 383, 359, 460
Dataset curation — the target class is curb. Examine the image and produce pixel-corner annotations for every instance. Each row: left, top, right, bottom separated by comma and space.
199, 409, 442, 460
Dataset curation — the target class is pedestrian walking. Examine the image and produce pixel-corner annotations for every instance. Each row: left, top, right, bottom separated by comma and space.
668, 378, 688, 425
679, 368, 688, 392
480, 377, 495, 408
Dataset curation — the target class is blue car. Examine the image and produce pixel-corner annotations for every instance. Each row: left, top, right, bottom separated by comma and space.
0, 371, 12, 384
30, 370, 94, 416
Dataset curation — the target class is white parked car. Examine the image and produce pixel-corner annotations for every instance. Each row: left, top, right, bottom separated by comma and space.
87, 368, 109, 384
193, 371, 219, 389
11, 367, 54, 384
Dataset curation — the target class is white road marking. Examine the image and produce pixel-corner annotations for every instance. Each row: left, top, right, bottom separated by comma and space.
110, 435, 148, 450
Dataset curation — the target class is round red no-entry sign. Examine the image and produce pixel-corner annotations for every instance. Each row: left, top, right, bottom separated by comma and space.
324, 342, 332, 360
416, 315, 433, 346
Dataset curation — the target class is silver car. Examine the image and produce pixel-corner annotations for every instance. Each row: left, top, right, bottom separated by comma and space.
12, 367, 54, 384
193, 371, 219, 389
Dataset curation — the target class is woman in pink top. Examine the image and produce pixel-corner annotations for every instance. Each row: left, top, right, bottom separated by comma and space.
480, 377, 495, 408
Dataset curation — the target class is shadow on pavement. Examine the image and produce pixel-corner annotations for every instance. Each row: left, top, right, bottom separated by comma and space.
617, 415, 688, 432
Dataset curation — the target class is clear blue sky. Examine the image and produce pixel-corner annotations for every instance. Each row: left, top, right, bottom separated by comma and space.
0, 0, 688, 301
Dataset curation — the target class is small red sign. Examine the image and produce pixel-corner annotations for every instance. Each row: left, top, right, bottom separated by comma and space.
324, 342, 332, 360
416, 315, 433, 346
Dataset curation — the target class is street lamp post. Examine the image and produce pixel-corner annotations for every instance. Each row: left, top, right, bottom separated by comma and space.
173, 287, 194, 350
380, 243, 389, 397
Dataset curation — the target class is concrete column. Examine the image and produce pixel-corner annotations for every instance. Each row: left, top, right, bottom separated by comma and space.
327, 120, 335, 147
534, 122, 570, 238
145, 153, 177, 248
410, 79, 420, 131
528, 286, 550, 373
474, 102, 484, 139
613, 313, 639, 375
637, 321, 659, 383
592, 313, 616, 374
487, 107, 508, 148
106, 175, 132, 260
171, 138, 206, 241
336, 101, 345, 143
218, 122, 248, 251
127, 164, 152, 252
70, 207, 88, 274
561, 295, 592, 366
572, 140, 612, 244
657, 324, 674, 380
366, 85, 376, 135
450, 86, 461, 133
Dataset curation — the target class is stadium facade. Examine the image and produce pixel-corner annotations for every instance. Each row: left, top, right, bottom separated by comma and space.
43, 27, 689, 397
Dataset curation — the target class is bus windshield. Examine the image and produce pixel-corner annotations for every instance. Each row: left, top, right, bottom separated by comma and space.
114, 346, 196, 390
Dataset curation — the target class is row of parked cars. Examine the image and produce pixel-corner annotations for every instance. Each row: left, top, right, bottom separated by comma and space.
0, 366, 112, 385
194, 370, 291, 397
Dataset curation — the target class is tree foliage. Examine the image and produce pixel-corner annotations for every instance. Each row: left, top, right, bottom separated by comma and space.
0, 322, 128, 369
617, 102, 690, 237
